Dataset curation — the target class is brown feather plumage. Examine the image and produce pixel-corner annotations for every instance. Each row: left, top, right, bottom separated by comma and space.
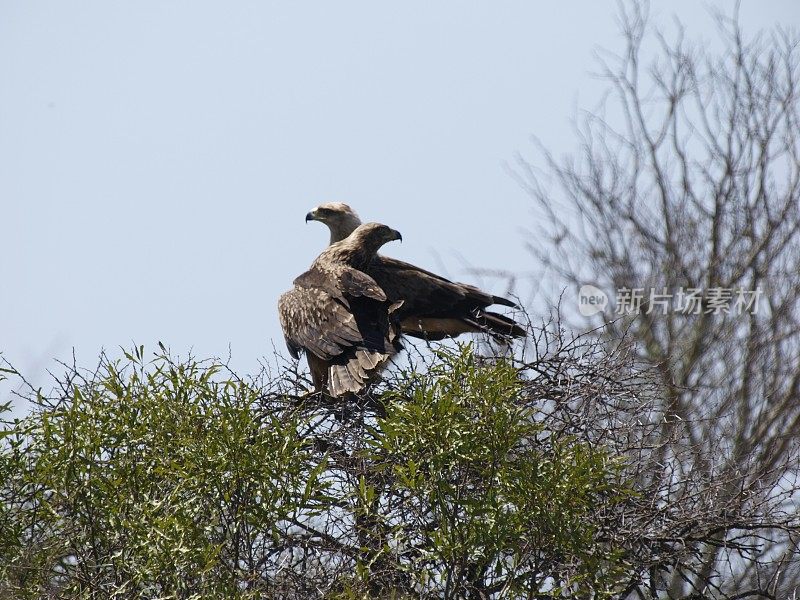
305, 203, 526, 341
278, 223, 403, 397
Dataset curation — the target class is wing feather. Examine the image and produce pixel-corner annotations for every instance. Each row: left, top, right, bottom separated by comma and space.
338, 267, 387, 301
278, 260, 401, 396
364, 256, 525, 339
278, 286, 363, 361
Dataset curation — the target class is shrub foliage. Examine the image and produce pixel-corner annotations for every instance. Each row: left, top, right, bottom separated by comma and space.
1, 330, 797, 599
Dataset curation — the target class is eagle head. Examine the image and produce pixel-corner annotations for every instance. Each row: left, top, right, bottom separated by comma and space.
349, 222, 403, 254
306, 202, 363, 244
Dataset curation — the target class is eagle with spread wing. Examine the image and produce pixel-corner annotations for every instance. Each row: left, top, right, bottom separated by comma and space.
305, 203, 526, 340
278, 222, 404, 397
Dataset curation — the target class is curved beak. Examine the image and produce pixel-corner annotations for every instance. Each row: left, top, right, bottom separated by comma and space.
305, 211, 316, 223
393, 229, 403, 243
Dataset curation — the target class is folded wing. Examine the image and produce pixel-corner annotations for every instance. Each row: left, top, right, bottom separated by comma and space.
367, 256, 526, 340
278, 224, 404, 397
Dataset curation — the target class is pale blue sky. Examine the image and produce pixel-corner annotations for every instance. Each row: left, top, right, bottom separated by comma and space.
1, 2, 797, 400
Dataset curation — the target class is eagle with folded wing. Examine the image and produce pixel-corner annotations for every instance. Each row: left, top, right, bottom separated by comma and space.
278, 222, 404, 397
305, 203, 526, 341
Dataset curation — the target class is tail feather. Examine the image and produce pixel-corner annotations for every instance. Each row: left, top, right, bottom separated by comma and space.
459, 283, 518, 309
400, 312, 526, 341
355, 349, 378, 371
491, 295, 519, 309
328, 348, 392, 397
476, 310, 527, 338
344, 357, 363, 384
328, 364, 361, 397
